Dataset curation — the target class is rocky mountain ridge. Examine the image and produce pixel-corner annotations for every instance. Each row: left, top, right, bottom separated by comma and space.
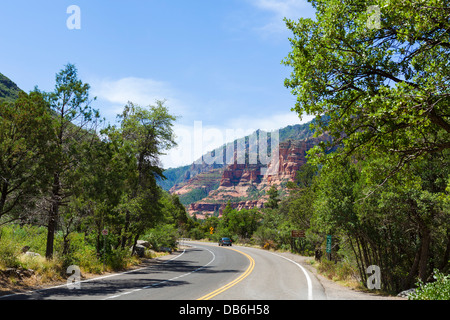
167, 125, 331, 219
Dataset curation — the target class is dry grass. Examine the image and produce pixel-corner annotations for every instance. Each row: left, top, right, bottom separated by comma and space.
0, 249, 171, 296
0, 255, 66, 295
312, 258, 363, 290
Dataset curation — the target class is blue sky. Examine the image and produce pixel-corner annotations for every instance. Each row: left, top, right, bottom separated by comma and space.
0, 0, 316, 168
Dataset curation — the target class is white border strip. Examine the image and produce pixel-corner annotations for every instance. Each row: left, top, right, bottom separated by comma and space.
267, 251, 313, 300
103, 245, 216, 300
0, 249, 187, 300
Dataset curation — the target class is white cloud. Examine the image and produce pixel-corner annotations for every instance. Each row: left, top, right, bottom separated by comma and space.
248, 0, 312, 35
225, 110, 312, 133
252, 0, 308, 18
90, 77, 187, 119
160, 111, 314, 169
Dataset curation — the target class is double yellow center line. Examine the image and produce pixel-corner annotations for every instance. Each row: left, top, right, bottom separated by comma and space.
197, 247, 255, 300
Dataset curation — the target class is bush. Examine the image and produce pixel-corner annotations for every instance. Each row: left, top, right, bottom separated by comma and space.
317, 258, 358, 282
142, 224, 178, 251
409, 270, 450, 300
107, 248, 133, 271
188, 227, 204, 240
58, 234, 102, 274
0, 237, 21, 269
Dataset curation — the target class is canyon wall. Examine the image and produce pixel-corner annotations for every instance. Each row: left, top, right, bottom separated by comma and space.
172, 134, 331, 218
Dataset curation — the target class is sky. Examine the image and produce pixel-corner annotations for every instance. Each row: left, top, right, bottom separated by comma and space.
0, 0, 316, 168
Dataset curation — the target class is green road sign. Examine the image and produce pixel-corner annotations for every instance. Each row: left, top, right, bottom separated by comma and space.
326, 235, 332, 253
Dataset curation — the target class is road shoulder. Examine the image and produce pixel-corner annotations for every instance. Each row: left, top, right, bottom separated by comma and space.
0, 249, 181, 297
273, 251, 406, 300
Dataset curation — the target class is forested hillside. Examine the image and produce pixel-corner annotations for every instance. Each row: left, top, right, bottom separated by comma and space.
0, 72, 22, 103
0, 65, 188, 288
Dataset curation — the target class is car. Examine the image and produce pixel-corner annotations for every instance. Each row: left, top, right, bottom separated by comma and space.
218, 237, 232, 246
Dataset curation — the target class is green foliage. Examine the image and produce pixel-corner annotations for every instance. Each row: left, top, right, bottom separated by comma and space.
409, 270, 450, 300
57, 232, 101, 273
283, 0, 449, 175
0, 64, 183, 282
266, 185, 280, 209
0, 72, 22, 103
0, 236, 21, 269
279, 0, 450, 295
156, 165, 190, 191
178, 188, 209, 206
142, 224, 178, 251
0, 91, 53, 223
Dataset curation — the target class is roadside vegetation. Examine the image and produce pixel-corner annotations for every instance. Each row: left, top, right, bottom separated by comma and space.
184, 0, 450, 298
0, 64, 187, 292
1, 0, 449, 300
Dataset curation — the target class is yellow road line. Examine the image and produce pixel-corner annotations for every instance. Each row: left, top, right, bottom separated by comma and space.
197, 246, 255, 300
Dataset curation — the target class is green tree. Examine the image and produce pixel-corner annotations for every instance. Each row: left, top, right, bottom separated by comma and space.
220, 205, 261, 240
283, 0, 450, 177
309, 151, 449, 292
0, 91, 52, 224
266, 185, 281, 209
43, 64, 100, 259
114, 101, 177, 252
159, 192, 189, 232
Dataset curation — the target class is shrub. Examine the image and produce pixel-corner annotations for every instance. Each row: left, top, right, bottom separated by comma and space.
317, 258, 358, 282
409, 270, 450, 300
107, 248, 133, 271
0, 237, 21, 269
142, 224, 178, 251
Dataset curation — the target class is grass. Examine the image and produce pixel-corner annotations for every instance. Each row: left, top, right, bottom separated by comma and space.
0, 224, 171, 294
312, 258, 363, 290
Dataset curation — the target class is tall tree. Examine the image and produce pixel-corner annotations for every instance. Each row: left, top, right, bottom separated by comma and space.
114, 101, 177, 252
266, 185, 281, 209
43, 64, 100, 259
0, 91, 52, 225
283, 0, 450, 180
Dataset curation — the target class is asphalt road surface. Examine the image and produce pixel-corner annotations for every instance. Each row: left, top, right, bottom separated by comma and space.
0, 241, 327, 300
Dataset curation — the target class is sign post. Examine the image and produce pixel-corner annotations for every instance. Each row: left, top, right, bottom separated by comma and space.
291, 230, 305, 252
102, 229, 108, 272
326, 235, 332, 260
291, 230, 305, 238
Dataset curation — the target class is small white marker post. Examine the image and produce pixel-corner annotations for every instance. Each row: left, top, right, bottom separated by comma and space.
102, 229, 108, 272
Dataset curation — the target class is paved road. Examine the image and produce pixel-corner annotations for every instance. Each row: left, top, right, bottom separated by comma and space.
209, 244, 326, 300
0, 242, 322, 300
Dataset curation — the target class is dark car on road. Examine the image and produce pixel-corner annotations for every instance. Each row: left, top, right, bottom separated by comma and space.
218, 237, 232, 246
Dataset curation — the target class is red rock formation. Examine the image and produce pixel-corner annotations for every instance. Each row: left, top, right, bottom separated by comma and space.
220, 164, 261, 187
188, 200, 265, 218
179, 134, 332, 218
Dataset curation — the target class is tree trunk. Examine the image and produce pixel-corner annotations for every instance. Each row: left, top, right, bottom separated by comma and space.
418, 227, 431, 281
121, 210, 131, 249
0, 179, 9, 217
45, 204, 58, 259
46, 173, 60, 259
439, 230, 450, 273
404, 244, 421, 289
354, 235, 367, 284
131, 234, 140, 256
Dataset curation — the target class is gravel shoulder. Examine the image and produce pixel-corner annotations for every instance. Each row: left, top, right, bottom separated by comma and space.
274, 251, 406, 300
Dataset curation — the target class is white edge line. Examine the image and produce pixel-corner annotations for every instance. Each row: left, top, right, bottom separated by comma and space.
267, 251, 313, 300
0, 249, 187, 300
102, 244, 216, 300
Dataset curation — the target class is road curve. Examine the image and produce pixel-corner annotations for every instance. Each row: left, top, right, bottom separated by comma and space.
196, 242, 326, 300
0, 241, 322, 300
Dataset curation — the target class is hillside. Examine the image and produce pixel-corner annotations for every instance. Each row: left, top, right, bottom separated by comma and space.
161, 120, 331, 218
160, 120, 315, 192
0, 72, 22, 102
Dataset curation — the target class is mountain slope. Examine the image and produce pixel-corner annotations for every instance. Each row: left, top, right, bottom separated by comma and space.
0, 72, 23, 102
161, 120, 331, 218
160, 120, 315, 192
